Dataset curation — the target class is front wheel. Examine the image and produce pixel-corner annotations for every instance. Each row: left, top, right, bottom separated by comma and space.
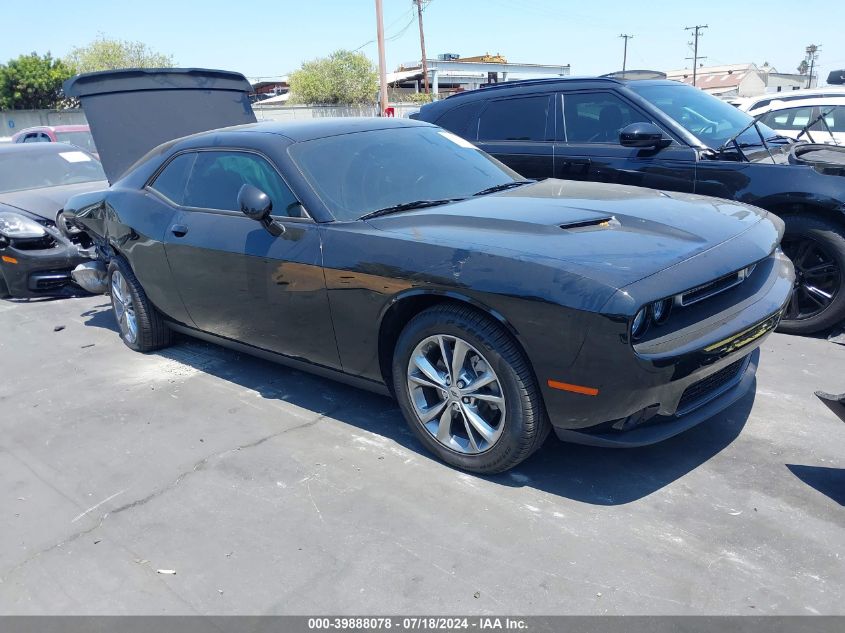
108, 258, 173, 352
392, 304, 549, 474
778, 215, 845, 335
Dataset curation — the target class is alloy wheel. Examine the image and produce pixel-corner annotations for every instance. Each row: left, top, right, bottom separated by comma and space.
782, 236, 841, 321
111, 270, 138, 344
406, 334, 506, 454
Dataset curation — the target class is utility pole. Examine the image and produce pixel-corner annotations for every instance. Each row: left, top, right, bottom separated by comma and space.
684, 24, 708, 87
414, 0, 430, 94
375, 0, 388, 115
805, 44, 821, 88
619, 34, 633, 76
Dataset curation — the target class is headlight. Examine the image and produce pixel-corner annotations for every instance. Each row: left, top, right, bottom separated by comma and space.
631, 307, 649, 340
0, 212, 46, 239
652, 298, 672, 324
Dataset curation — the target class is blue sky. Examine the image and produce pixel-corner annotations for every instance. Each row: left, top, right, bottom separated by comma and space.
2, 0, 843, 84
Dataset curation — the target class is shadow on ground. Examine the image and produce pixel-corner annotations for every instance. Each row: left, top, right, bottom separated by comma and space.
81, 303, 752, 506
786, 465, 845, 506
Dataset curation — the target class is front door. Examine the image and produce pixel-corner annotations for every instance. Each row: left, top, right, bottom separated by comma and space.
554, 91, 697, 193
148, 149, 340, 369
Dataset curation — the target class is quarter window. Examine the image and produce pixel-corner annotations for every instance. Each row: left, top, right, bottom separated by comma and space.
150, 153, 196, 205
477, 96, 551, 142
563, 92, 651, 143
181, 151, 301, 217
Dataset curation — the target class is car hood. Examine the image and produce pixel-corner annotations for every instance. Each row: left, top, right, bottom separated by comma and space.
368, 179, 771, 289
64, 68, 256, 184
0, 180, 108, 221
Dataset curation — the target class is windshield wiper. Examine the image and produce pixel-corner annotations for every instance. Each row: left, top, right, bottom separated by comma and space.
358, 198, 465, 221
716, 117, 776, 164
473, 180, 535, 196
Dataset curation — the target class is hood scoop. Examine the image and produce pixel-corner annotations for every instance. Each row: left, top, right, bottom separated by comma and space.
559, 216, 616, 231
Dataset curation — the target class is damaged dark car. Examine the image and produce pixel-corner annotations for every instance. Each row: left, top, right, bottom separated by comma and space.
62, 69, 793, 473
0, 143, 108, 298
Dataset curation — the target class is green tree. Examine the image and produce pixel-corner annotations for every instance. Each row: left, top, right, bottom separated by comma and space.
0, 52, 72, 110
289, 50, 378, 105
65, 35, 175, 74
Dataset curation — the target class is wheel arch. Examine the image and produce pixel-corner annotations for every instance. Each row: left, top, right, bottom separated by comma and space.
760, 199, 845, 229
376, 289, 531, 392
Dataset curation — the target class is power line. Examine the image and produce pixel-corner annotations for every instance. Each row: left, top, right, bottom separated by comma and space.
684, 24, 708, 87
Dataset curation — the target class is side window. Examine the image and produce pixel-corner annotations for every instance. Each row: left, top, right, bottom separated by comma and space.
758, 106, 813, 131
435, 101, 483, 138
23, 133, 40, 143
39, 134, 52, 142
150, 153, 197, 205
477, 95, 551, 142
183, 151, 301, 217
563, 92, 651, 143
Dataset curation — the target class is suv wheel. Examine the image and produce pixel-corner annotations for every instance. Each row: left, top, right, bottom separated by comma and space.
779, 215, 845, 335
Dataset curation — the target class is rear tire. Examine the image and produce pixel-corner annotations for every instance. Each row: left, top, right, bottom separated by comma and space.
778, 215, 845, 335
392, 303, 549, 474
108, 258, 172, 352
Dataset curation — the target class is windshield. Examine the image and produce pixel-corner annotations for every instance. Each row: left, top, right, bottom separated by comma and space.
629, 83, 777, 148
288, 126, 519, 221
55, 130, 98, 154
0, 149, 106, 193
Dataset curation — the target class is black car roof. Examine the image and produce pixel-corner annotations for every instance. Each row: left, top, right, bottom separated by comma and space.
437, 77, 681, 103
186, 117, 434, 143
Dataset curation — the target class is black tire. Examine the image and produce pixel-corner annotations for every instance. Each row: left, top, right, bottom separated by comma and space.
392, 303, 549, 474
778, 215, 845, 335
108, 257, 172, 352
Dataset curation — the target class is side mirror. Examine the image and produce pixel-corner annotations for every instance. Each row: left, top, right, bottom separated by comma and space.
238, 184, 284, 236
238, 184, 272, 220
619, 122, 671, 149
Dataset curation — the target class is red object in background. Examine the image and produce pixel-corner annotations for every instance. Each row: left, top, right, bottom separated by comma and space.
383, 107, 395, 117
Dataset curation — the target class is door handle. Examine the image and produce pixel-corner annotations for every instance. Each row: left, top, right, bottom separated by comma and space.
170, 224, 188, 237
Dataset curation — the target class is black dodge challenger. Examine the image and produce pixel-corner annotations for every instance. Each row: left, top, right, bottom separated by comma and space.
63, 69, 793, 473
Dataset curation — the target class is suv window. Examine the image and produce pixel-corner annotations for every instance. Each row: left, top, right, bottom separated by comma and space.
563, 92, 650, 143
478, 96, 551, 142
435, 101, 483, 137
182, 151, 301, 216
150, 153, 197, 205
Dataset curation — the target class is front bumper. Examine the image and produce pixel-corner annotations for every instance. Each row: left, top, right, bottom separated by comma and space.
0, 235, 89, 298
540, 249, 794, 447
555, 348, 758, 447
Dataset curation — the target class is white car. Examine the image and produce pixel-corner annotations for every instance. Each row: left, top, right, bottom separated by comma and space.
736, 87, 845, 113
748, 96, 845, 145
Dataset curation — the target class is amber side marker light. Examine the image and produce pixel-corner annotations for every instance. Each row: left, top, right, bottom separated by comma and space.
1, 255, 18, 264
547, 379, 599, 396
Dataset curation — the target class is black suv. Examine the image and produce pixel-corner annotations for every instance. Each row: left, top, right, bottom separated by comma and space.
414, 77, 845, 335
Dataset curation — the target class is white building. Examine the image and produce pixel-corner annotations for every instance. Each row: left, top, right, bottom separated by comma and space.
388, 53, 571, 97
666, 63, 816, 98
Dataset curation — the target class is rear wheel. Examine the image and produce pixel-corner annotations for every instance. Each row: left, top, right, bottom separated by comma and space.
779, 215, 845, 335
392, 304, 549, 474
108, 258, 172, 352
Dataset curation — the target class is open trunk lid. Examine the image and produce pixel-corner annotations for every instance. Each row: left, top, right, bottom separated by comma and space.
64, 68, 256, 183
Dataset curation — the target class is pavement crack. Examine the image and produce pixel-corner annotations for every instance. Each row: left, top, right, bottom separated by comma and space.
0, 411, 333, 584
